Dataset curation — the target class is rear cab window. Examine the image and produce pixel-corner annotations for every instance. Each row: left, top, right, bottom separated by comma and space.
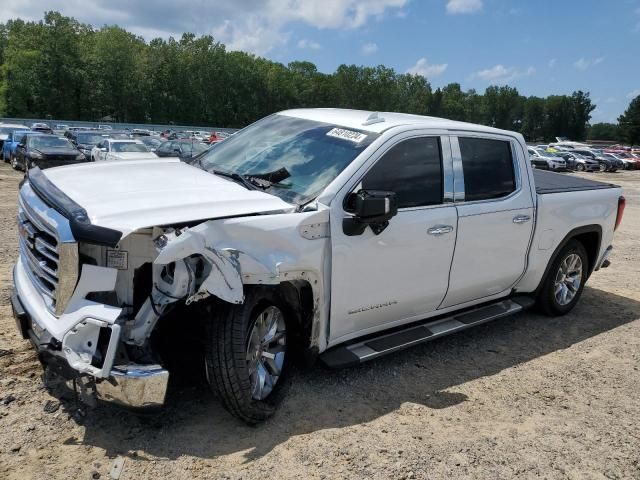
459, 137, 516, 202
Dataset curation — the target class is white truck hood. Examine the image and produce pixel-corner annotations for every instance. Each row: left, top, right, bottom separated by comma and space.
41, 158, 295, 238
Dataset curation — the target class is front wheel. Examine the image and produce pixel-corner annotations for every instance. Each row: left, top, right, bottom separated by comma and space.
575, 163, 586, 172
205, 288, 289, 424
537, 240, 588, 316
599, 164, 606, 172
10, 154, 20, 171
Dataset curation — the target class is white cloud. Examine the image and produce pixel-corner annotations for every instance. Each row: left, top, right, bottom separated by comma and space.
0, 0, 408, 55
628, 89, 640, 99
406, 57, 448, 78
297, 39, 321, 50
361, 42, 378, 54
573, 57, 605, 71
446, 0, 483, 14
548, 58, 557, 68
470, 64, 535, 83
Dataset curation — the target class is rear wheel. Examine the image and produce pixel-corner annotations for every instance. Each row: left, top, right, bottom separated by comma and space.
537, 240, 588, 316
205, 288, 290, 424
599, 163, 606, 172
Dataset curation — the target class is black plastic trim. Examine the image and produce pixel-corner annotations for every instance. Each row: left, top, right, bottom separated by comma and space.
27, 167, 123, 247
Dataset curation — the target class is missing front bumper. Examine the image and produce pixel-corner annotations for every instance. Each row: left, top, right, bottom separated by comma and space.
11, 290, 169, 410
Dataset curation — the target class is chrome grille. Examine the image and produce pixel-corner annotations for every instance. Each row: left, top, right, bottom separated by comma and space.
18, 183, 79, 315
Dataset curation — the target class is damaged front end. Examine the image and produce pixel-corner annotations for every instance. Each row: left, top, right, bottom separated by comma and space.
14, 176, 329, 411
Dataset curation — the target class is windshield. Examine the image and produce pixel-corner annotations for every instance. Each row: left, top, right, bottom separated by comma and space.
77, 133, 107, 144
111, 142, 148, 153
30, 136, 73, 149
198, 114, 379, 204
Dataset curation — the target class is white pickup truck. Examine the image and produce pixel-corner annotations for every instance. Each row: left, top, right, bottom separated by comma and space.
12, 109, 626, 424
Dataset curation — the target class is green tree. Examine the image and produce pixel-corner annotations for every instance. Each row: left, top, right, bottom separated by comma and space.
618, 96, 640, 145
586, 123, 621, 141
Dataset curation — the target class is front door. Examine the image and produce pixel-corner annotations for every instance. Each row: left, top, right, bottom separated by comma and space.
329, 134, 457, 344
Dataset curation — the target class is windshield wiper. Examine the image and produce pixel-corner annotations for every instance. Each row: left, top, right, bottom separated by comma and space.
243, 167, 291, 189
212, 169, 257, 190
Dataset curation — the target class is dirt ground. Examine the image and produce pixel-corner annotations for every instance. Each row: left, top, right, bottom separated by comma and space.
0, 160, 638, 480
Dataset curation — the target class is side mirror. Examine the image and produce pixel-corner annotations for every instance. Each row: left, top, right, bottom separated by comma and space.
343, 190, 398, 236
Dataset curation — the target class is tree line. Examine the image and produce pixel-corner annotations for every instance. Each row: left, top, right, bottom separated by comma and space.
0, 11, 637, 143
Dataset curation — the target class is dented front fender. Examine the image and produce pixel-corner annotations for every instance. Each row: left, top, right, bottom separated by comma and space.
154, 229, 245, 304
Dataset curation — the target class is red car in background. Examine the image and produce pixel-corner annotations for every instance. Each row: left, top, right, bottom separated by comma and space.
207, 131, 230, 144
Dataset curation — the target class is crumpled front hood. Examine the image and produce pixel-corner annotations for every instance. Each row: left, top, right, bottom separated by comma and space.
41, 158, 295, 238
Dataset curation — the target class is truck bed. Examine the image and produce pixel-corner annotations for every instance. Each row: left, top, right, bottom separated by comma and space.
533, 169, 618, 195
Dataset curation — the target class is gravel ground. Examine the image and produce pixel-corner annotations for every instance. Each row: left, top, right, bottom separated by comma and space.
0, 161, 639, 480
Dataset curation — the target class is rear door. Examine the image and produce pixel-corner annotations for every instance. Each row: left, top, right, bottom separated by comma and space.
329, 133, 458, 343
440, 135, 534, 308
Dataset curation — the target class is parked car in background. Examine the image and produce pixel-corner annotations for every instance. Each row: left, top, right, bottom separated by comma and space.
98, 124, 113, 131
207, 131, 230, 144
554, 151, 600, 172
155, 139, 209, 161
91, 139, 158, 161
30, 123, 53, 134
139, 136, 165, 152
616, 152, 639, 169
599, 153, 627, 170
528, 148, 567, 170
570, 149, 614, 172
590, 150, 625, 171
2, 129, 33, 162
12, 134, 86, 170
0, 123, 29, 153
68, 131, 110, 160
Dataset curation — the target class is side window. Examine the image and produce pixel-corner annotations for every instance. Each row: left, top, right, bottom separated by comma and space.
20, 135, 27, 146
157, 142, 171, 154
360, 136, 443, 209
459, 137, 515, 202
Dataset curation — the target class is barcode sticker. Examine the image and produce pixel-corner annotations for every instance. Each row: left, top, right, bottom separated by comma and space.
326, 128, 368, 143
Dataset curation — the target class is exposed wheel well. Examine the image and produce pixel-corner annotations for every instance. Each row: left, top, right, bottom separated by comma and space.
274, 280, 315, 353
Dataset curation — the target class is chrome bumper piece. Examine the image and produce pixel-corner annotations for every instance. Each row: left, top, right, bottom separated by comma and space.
95, 364, 169, 409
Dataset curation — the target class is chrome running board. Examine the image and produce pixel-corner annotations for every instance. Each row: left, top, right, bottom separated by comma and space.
320, 297, 535, 368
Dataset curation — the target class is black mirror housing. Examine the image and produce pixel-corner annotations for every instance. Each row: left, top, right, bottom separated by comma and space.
343, 190, 398, 236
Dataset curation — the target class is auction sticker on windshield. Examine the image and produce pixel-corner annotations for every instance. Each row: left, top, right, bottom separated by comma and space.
326, 128, 368, 143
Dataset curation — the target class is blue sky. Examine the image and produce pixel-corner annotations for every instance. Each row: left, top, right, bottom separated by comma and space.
2, 0, 639, 123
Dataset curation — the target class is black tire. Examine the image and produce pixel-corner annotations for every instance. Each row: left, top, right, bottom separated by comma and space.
575, 163, 585, 172
537, 240, 589, 316
10, 154, 20, 171
205, 287, 290, 424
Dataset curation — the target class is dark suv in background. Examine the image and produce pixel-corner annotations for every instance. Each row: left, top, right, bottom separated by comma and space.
13, 134, 87, 170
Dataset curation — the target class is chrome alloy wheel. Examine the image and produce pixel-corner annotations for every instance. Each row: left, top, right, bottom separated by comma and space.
554, 253, 583, 306
246, 306, 286, 401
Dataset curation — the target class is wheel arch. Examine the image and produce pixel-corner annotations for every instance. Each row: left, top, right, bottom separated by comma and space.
534, 224, 602, 295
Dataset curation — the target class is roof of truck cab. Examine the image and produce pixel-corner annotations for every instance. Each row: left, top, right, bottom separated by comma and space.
278, 108, 519, 136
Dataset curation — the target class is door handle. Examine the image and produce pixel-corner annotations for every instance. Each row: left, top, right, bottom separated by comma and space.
513, 215, 531, 224
428, 225, 454, 235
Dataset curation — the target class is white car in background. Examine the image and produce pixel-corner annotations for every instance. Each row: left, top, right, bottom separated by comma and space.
91, 139, 158, 162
